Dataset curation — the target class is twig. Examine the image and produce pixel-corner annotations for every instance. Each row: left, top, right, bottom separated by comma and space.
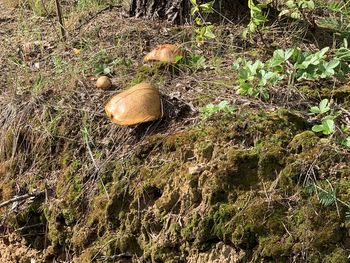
54, 0, 66, 41
15, 223, 45, 232
0, 191, 44, 209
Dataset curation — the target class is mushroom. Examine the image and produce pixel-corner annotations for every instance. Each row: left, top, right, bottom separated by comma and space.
96, 76, 112, 89
105, 82, 162, 126
144, 44, 182, 63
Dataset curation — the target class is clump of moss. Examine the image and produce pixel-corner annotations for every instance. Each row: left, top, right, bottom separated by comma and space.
16, 105, 349, 262
0, 178, 15, 202
44, 202, 69, 248
288, 131, 320, 153
257, 144, 285, 181
221, 148, 259, 190
325, 247, 349, 263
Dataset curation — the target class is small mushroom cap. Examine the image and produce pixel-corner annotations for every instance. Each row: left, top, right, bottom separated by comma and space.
105, 82, 162, 126
144, 44, 182, 63
96, 76, 112, 89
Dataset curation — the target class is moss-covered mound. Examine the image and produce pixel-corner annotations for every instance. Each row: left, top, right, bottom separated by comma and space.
3, 104, 350, 262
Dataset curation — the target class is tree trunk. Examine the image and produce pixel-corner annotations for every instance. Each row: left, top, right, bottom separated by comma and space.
128, 0, 248, 24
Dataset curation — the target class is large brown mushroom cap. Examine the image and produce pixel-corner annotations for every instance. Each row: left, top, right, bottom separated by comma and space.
144, 44, 182, 63
105, 82, 162, 126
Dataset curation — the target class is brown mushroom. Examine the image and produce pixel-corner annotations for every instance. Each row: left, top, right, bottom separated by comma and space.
144, 44, 182, 63
105, 82, 162, 126
96, 76, 112, 89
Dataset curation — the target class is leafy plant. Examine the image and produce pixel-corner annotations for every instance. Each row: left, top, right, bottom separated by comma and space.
200, 101, 236, 119
309, 99, 330, 115
190, 0, 216, 43
52, 56, 68, 73
279, 0, 315, 20
91, 49, 112, 76
342, 137, 350, 148
312, 116, 335, 135
305, 181, 350, 220
335, 39, 350, 62
111, 57, 133, 67
234, 58, 282, 99
292, 47, 341, 80
243, 0, 268, 40
182, 52, 207, 70
268, 48, 295, 69
94, 63, 111, 76
318, 188, 337, 207
309, 99, 337, 136
233, 45, 349, 100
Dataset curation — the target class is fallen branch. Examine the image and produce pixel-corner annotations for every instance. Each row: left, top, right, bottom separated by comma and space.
0, 191, 45, 209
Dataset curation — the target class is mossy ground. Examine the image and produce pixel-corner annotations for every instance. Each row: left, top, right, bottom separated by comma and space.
1, 1, 350, 262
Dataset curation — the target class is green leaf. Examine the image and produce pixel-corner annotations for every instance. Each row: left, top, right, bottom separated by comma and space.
319, 59, 340, 78
310, 106, 320, 114
200, 101, 235, 119
232, 58, 243, 70
269, 49, 285, 67
323, 119, 335, 135
103, 66, 111, 75
319, 99, 330, 113
174, 55, 183, 63
203, 25, 216, 39
312, 117, 334, 135
312, 124, 325, 133
286, 0, 296, 8
290, 11, 301, 19
200, 1, 214, 13
318, 189, 336, 207
342, 137, 350, 148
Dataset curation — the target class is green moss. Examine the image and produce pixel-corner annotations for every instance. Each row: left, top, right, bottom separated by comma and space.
288, 131, 320, 153
258, 145, 285, 180
298, 85, 332, 99
15, 105, 349, 261
278, 160, 303, 188
0, 178, 15, 202
155, 189, 180, 214
44, 204, 69, 247
325, 247, 349, 263
117, 233, 142, 255
225, 109, 309, 148
258, 235, 293, 258
333, 86, 350, 103
223, 148, 259, 189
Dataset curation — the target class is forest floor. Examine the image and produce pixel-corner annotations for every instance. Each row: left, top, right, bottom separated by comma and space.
1, 1, 350, 262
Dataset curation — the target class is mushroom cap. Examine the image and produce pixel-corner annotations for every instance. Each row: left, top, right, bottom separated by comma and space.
144, 44, 182, 63
96, 76, 112, 89
105, 82, 162, 126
